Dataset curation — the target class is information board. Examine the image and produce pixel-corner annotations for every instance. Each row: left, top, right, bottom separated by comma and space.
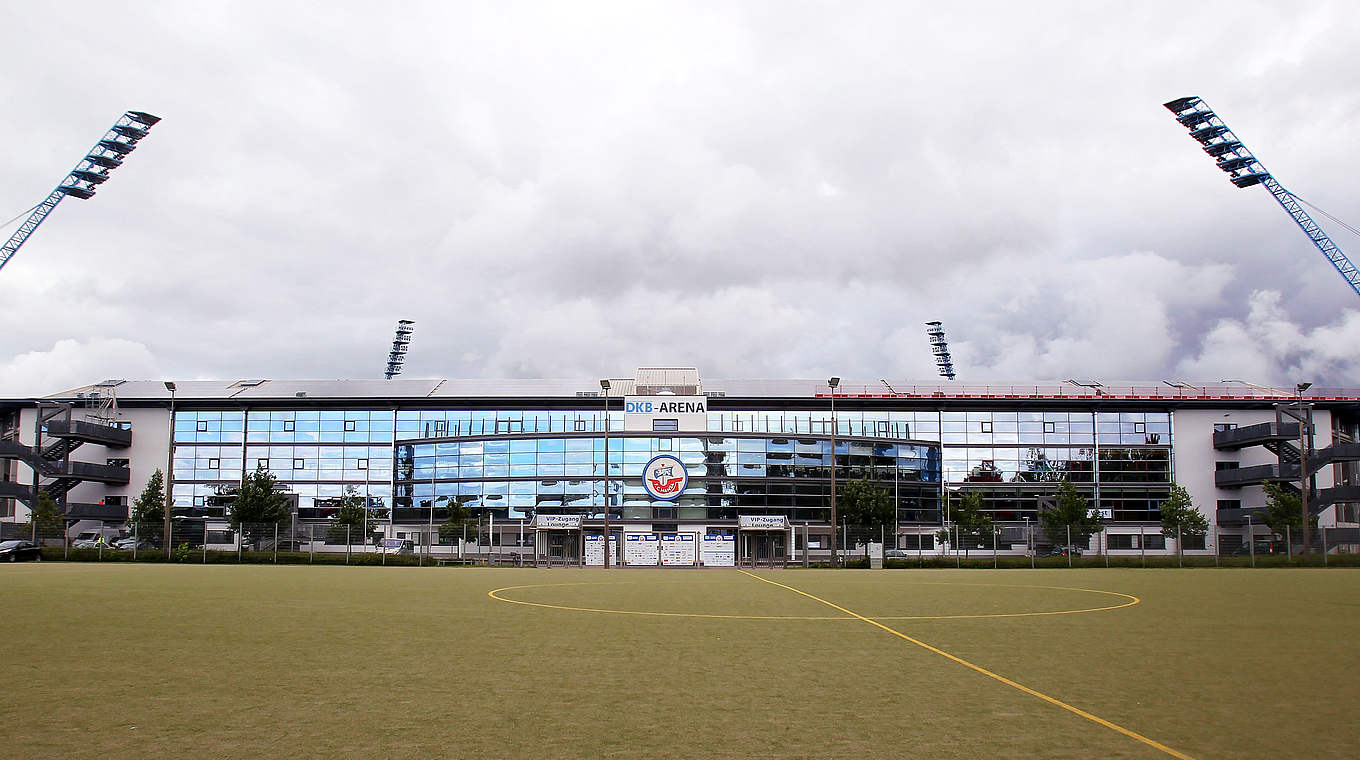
624, 533, 659, 566
701, 534, 735, 567
659, 533, 697, 566
583, 534, 618, 566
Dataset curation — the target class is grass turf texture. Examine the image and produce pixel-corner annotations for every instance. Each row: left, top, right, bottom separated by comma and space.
1, 566, 1356, 759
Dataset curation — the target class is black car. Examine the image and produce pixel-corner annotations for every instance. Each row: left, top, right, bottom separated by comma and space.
0, 540, 42, 562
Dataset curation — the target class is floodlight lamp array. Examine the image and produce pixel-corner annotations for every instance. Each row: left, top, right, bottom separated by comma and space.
384, 320, 415, 379
925, 321, 957, 381
1163, 96, 1271, 189
57, 111, 162, 201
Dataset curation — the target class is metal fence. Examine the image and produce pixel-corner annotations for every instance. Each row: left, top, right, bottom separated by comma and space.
4, 519, 1358, 568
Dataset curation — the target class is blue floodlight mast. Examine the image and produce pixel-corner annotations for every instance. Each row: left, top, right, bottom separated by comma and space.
0, 110, 161, 274
1163, 96, 1360, 299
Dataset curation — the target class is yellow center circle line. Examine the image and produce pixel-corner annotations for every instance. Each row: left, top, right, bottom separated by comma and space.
486, 580, 1140, 621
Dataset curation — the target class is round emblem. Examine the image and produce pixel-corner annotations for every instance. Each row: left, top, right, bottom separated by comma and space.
642, 454, 688, 501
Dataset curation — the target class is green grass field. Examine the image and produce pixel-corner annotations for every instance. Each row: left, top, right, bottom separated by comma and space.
1, 565, 1357, 759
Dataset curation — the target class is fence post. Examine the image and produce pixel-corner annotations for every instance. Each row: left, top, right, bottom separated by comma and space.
98, 520, 104, 562
954, 525, 960, 568
202, 527, 207, 564
64, 519, 69, 560
346, 525, 351, 565
1177, 525, 1182, 568
273, 523, 278, 564
1213, 530, 1218, 567
1066, 524, 1072, 568
1286, 524, 1292, 563
1103, 530, 1109, 568
992, 527, 997, 569
133, 522, 138, 561
1139, 524, 1145, 568
1322, 527, 1328, 566
309, 524, 314, 564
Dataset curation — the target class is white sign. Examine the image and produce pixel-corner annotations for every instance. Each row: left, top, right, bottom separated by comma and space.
643, 455, 688, 501
738, 515, 788, 530
624, 533, 659, 566
534, 514, 582, 530
659, 533, 697, 566
1090, 509, 1113, 520
583, 534, 618, 566
701, 534, 735, 567
623, 395, 708, 432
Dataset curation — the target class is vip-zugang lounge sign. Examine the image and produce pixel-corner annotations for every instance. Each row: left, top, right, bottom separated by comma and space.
642, 454, 688, 501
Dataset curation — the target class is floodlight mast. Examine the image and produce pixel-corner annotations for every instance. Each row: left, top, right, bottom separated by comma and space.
384, 320, 415, 379
1163, 96, 1360, 299
0, 110, 161, 274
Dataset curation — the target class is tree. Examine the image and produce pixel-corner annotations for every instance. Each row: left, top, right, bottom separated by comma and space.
130, 469, 165, 526
1261, 483, 1315, 539
327, 486, 368, 543
938, 491, 996, 556
226, 464, 292, 547
26, 490, 62, 536
437, 500, 476, 546
1159, 483, 1208, 561
1040, 479, 1104, 549
838, 479, 895, 527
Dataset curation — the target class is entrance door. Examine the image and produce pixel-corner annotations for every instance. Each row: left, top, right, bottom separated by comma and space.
741, 532, 786, 567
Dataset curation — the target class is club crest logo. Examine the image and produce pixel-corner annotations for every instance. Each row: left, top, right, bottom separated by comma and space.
642, 454, 688, 501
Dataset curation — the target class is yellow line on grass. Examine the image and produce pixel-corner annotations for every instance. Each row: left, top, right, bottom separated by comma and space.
738, 570, 1195, 760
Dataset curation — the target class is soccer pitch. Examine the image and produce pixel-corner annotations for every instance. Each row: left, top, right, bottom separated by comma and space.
1, 565, 1356, 759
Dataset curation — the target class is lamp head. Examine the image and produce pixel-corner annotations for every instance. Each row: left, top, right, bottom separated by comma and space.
1296, 382, 1312, 393
828, 376, 840, 389
599, 379, 611, 391
164, 381, 176, 392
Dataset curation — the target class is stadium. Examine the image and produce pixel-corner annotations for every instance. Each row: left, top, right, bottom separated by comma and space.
4, 367, 1358, 562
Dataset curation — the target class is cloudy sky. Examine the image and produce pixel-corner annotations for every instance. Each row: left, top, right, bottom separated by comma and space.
2, 1, 1359, 395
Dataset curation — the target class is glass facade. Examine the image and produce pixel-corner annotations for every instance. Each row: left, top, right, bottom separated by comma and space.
169, 407, 1173, 526
392, 433, 942, 523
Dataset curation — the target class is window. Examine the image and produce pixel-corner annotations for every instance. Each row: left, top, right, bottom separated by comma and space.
257, 458, 268, 469
193, 496, 205, 507
1215, 461, 1240, 471
653, 419, 679, 432
293, 458, 305, 469
1216, 499, 1242, 511
196, 421, 208, 432
1143, 534, 1166, 550
658, 438, 672, 451
283, 420, 295, 432
980, 421, 992, 433
1134, 422, 1145, 433
106, 458, 129, 468
206, 530, 234, 543
104, 495, 127, 507
344, 420, 356, 432
574, 419, 586, 432
357, 459, 368, 470
115, 421, 132, 431
207, 458, 220, 469
1107, 534, 1137, 550
1044, 421, 1056, 433
1180, 534, 1206, 550
1213, 423, 1238, 432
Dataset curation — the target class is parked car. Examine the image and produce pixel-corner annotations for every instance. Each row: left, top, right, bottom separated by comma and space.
0, 540, 42, 562
112, 536, 153, 551
1046, 545, 1084, 557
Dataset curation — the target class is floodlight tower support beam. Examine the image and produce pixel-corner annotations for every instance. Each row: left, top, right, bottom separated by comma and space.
1163, 96, 1360, 299
0, 110, 161, 274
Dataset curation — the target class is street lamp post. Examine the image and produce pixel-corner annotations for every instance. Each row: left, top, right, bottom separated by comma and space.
600, 379, 611, 569
1297, 382, 1313, 554
828, 376, 840, 567
163, 381, 176, 558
